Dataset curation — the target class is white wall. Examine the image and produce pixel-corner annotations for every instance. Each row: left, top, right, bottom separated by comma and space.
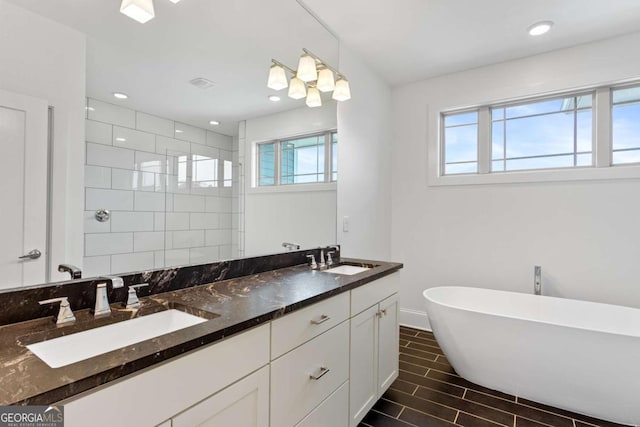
0, 0, 86, 282
336, 45, 393, 260
391, 32, 640, 329
83, 98, 236, 277
244, 104, 337, 256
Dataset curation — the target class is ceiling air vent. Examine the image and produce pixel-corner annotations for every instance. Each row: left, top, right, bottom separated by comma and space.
189, 77, 215, 90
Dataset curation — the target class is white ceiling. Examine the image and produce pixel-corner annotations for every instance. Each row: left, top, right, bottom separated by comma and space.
7, 0, 339, 136
302, 0, 640, 86
8, 0, 640, 135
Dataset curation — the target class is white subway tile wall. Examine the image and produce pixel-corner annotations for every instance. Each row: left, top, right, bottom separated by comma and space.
84, 98, 240, 276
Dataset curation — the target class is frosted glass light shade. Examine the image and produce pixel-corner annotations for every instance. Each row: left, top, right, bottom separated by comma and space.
317, 68, 335, 92
297, 55, 318, 82
120, 0, 155, 24
267, 65, 288, 91
332, 78, 351, 101
306, 87, 322, 108
288, 77, 307, 100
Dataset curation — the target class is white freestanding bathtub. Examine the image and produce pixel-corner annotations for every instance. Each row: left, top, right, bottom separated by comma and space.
423, 286, 640, 426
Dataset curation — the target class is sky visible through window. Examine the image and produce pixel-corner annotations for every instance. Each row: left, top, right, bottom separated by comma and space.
258, 132, 336, 186
444, 87, 640, 175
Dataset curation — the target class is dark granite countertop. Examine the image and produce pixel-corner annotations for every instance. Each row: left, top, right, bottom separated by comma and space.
0, 258, 402, 406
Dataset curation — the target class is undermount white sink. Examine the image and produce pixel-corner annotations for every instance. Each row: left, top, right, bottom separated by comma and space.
323, 265, 371, 275
27, 309, 207, 368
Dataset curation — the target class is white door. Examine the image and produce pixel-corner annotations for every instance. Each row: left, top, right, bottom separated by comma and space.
0, 89, 48, 289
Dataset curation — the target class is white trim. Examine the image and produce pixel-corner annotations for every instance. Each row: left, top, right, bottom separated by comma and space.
430, 163, 640, 186
246, 182, 337, 194
595, 87, 612, 168
399, 308, 431, 331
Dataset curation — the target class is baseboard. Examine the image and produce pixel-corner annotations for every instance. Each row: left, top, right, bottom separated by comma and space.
399, 308, 431, 331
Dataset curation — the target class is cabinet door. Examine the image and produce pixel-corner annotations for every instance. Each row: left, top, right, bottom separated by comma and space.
295, 381, 349, 427
349, 304, 379, 427
172, 366, 269, 427
377, 293, 399, 397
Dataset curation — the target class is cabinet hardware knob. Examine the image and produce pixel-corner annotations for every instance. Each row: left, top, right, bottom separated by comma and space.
310, 314, 330, 325
309, 366, 330, 380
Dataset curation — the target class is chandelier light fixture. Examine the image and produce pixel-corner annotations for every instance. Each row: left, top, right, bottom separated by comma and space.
267, 48, 351, 108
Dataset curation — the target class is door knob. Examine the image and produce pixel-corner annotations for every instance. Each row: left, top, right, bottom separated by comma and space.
19, 249, 42, 260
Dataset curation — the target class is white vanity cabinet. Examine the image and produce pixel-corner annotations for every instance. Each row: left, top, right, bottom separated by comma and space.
59, 271, 399, 427
62, 323, 270, 427
349, 275, 399, 427
270, 292, 350, 427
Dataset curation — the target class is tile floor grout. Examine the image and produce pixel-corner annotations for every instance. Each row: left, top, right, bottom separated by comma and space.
359, 326, 625, 427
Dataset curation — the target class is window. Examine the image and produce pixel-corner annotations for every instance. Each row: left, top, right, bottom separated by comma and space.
439, 82, 640, 181
256, 131, 337, 187
491, 94, 593, 172
612, 85, 640, 165
442, 111, 478, 174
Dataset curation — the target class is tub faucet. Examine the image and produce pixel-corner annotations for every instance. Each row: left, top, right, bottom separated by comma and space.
58, 264, 82, 279
534, 266, 542, 295
94, 276, 124, 317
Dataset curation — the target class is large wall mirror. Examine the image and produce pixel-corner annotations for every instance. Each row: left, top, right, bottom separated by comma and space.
0, 0, 339, 288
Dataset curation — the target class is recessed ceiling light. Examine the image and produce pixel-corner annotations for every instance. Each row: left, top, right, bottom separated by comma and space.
120, 0, 155, 24
113, 92, 129, 99
209, 120, 220, 126
168, 0, 181, 3
85, 106, 95, 112
528, 21, 553, 36
268, 95, 281, 102
175, 129, 184, 133
115, 137, 127, 142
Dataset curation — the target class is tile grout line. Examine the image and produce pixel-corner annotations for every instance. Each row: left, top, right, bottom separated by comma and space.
395, 328, 611, 427
396, 405, 406, 420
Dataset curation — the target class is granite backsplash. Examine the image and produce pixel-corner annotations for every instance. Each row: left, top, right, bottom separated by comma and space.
0, 247, 337, 326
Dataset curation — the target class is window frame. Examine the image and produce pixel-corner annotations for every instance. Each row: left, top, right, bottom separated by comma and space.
252, 129, 337, 192
433, 81, 640, 186
440, 108, 480, 176
610, 82, 640, 166
488, 90, 595, 173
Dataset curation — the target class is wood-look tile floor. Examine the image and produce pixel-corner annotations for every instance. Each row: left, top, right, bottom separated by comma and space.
358, 326, 626, 427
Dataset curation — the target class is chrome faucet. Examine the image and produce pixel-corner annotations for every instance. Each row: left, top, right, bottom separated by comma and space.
94, 276, 124, 316
318, 249, 326, 269
534, 266, 542, 295
58, 264, 82, 279
306, 254, 318, 269
125, 283, 149, 309
326, 251, 335, 266
282, 242, 301, 251
39, 297, 76, 326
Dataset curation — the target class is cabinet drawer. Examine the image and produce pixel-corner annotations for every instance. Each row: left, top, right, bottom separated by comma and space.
351, 273, 399, 316
271, 321, 349, 427
271, 292, 350, 359
295, 380, 349, 427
